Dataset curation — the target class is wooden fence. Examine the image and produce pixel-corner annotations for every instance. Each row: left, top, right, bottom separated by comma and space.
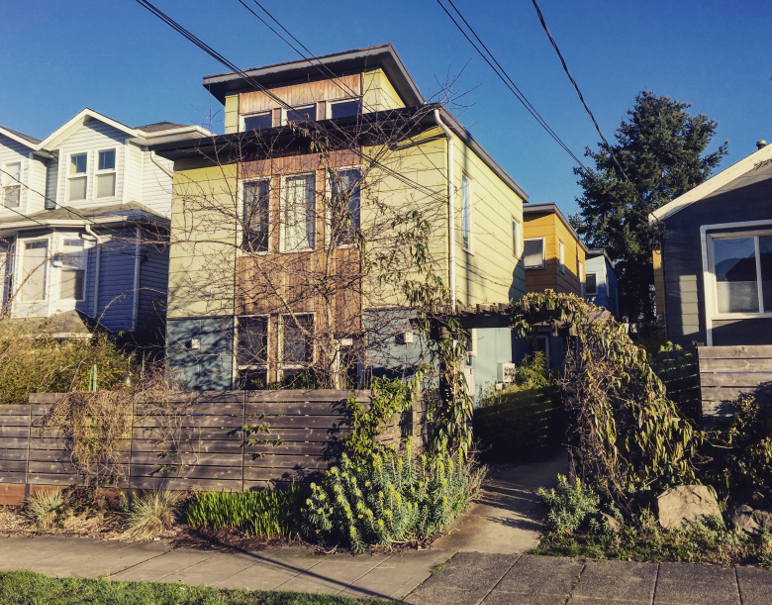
698, 345, 772, 422
0, 389, 431, 505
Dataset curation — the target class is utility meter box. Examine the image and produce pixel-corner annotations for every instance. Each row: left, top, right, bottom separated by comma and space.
497, 362, 517, 383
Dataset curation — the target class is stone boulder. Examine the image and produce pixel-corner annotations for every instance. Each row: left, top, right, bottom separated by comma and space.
657, 485, 721, 530
731, 505, 772, 535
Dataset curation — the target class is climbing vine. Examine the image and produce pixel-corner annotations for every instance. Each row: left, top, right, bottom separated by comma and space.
510, 290, 700, 505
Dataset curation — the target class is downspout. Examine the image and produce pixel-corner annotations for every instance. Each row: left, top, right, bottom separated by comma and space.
150, 151, 174, 180
433, 109, 456, 311
84, 224, 103, 319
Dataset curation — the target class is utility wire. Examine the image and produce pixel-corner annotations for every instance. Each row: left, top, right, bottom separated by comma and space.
436, 0, 587, 171
530, 0, 631, 183
134, 0, 450, 207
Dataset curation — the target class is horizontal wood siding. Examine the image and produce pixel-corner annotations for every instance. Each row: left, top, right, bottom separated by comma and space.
0, 136, 33, 220
96, 226, 138, 333
0, 390, 426, 498
141, 152, 173, 217
524, 213, 584, 296
136, 236, 169, 344
44, 157, 58, 209
698, 345, 772, 421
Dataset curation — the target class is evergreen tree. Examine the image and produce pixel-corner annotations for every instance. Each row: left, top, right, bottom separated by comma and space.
571, 91, 727, 322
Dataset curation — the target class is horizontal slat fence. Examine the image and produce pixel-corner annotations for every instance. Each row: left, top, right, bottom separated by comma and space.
698, 345, 772, 422
0, 389, 429, 503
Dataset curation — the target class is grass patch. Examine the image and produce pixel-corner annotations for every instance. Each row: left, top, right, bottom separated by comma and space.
535, 512, 772, 568
0, 571, 392, 605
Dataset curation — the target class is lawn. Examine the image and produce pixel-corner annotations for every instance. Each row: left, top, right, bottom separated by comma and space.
0, 571, 393, 605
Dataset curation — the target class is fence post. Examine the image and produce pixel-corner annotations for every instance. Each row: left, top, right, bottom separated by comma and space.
128, 394, 135, 492
241, 390, 246, 492
24, 395, 33, 494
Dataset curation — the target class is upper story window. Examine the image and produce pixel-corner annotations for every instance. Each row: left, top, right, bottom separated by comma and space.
96, 150, 116, 198
330, 99, 362, 119
286, 105, 317, 124
242, 180, 270, 252
461, 175, 473, 252
330, 169, 361, 247
68, 153, 88, 201
711, 233, 772, 315
586, 272, 598, 296
524, 238, 545, 269
57, 238, 86, 301
559, 241, 566, 273
21, 240, 48, 302
3, 162, 21, 209
244, 112, 272, 132
282, 173, 316, 252
512, 219, 523, 258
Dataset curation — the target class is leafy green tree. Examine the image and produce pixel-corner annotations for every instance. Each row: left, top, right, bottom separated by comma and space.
571, 91, 727, 322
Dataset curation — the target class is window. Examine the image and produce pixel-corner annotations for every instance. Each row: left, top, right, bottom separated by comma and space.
286, 105, 316, 124
242, 180, 270, 252
711, 234, 772, 315
3, 162, 21, 208
282, 174, 316, 251
330, 169, 361, 246
586, 272, 598, 296
95, 149, 116, 198
244, 112, 272, 132
559, 241, 566, 273
461, 176, 472, 251
21, 240, 48, 301
524, 238, 545, 269
512, 219, 523, 257
68, 153, 87, 201
527, 335, 550, 368
282, 314, 313, 365
330, 99, 361, 119
58, 238, 86, 300
237, 316, 268, 366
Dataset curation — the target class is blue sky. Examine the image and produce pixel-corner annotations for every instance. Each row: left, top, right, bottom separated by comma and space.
1, 0, 769, 216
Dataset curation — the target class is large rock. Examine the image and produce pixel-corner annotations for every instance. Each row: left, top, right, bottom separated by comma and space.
657, 485, 721, 529
731, 505, 772, 535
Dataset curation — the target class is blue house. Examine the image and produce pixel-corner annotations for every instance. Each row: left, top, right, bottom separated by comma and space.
584, 248, 618, 318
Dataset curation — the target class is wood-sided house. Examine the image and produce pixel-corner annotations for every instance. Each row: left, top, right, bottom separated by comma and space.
0, 110, 209, 345
153, 44, 529, 393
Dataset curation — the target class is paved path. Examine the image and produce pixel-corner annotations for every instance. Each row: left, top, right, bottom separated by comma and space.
406, 551, 772, 605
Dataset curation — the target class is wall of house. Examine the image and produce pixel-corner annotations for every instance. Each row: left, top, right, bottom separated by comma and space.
0, 136, 42, 218
585, 255, 618, 317
224, 95, 239, 134
135, 235, 169, 345
662, 161, 772, 348
141, 153, 174, 217
362, 68, 405, 112
166, 316, 234, 390
523, 212, 585, 296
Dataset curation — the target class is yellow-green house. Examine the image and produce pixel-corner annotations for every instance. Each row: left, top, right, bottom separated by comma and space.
152, 44, 528, 395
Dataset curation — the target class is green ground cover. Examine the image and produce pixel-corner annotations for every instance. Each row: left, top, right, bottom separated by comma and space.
0, 571, 392, 605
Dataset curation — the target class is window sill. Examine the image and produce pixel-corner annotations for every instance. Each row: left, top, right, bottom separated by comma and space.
712, 312, 772, 321
279, 248, 315, 254
525, 265, 545, 270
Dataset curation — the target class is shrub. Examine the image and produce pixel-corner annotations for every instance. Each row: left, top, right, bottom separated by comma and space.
538, 475, 600, 535
123, 491, 179, 539
186, 485, 302, 539
303, 441, 478, 552
25, 490, 64, 529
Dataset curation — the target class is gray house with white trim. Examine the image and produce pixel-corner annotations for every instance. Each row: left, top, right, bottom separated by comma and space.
650, 142, 772, 349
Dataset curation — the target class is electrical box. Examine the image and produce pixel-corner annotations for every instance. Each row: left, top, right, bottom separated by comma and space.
395, 331, 414, 345
497, 362, 517, 383
189, 338, 201, 350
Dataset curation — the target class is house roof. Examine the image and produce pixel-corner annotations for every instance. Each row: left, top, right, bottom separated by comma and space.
203, 43, 425, 107
0, 125, 41, 149
38, 108, 138, 150
135, 121, 189, 133
523, 202, 588, 252
0, 201, 168, 234
586, 248, 614, 267
650, 142, 772, 223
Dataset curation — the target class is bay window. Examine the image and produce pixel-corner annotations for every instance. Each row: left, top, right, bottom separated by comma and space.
58, 238, 86, 301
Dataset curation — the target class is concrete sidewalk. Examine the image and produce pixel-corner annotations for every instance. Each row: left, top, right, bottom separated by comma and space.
406, 552, 772, 605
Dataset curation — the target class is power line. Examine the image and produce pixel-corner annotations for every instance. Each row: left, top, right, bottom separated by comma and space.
529, 0, 631, 183
134, 0, 450, 208
436, 0, 587, 171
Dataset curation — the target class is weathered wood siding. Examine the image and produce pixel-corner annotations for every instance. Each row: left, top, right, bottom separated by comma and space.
698, 345, 772, 421
662, 161, 772, 349
0, 390, 427, 502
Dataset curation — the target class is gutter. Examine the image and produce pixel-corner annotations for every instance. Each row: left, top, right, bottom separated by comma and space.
434, 109, 456, 311
150, 151, 174, 179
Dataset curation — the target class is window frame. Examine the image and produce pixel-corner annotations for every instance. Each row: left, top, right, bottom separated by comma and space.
2, 161, 22, 209
94, 148, 117, 199
19, 237, 50, 302
512, 218, 523, 258
239, 178, 271, 254
284, 104, 318, 125
235, 314, 270, 370
280, 312, 315, 369
523, 237, 546, 270
279, 172, 317, 253
241, 111, 273, 133
328, 98, 363, 120
55, 235, 88, 302
327, 167, 362, 249
461, 174, 473, 253
586, 272, 598, 296
67, 152, 89, 202
559, 240, 566, 274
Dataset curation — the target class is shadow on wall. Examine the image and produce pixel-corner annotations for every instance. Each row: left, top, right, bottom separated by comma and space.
166, 317, 234, 390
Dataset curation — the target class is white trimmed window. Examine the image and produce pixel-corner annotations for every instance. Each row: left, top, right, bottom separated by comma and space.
586, 272, 598, 296
285, 105, 316, 125
21, 240, 48, 301
3, 162, 21, 209
710, 232, 772, 316
243, 112, 272, 132
68, 153, 88, 201
281, 173, 316, 252
242, 179, 270, 252
559, 241, 566, 273
524, 238, 545, 269
329, 99, 362, 119
461, 175, 473, 252
95, 149, 116, 198
57, 238, 86, 301
512, 219, 523, 258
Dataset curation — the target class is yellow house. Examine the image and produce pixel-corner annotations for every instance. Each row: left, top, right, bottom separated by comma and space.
152, 44, 528, 394
522, 202, 587, 366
